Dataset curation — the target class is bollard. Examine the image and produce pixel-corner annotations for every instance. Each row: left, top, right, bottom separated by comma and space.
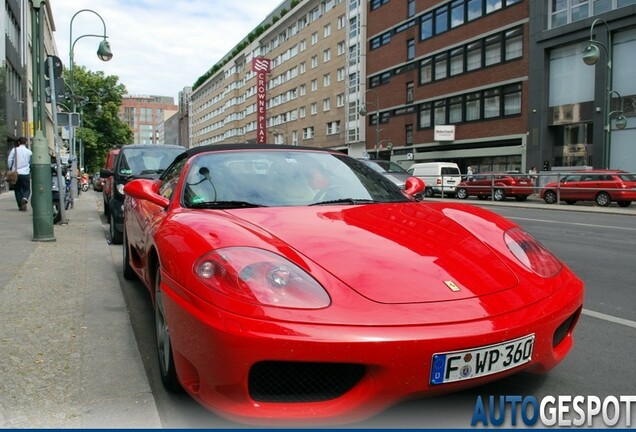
31, 131, 55, 242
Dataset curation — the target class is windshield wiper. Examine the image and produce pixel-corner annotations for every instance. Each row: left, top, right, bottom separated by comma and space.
189, 200, 265, 209
309, 198, 377, 206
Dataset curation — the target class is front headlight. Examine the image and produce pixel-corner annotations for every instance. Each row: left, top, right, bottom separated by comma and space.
194, 247, 331, 309
504, 227, 562, 278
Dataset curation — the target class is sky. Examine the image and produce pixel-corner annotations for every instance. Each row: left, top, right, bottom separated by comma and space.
53, 0, 285, 103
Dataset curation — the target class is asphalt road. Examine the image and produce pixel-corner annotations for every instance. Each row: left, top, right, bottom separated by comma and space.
108, 206, 636, 428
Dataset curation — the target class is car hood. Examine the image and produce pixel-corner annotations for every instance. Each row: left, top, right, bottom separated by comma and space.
226, 203, 518, 304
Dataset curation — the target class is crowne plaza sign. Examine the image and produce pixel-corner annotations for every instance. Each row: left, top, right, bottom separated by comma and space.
252, 57, 271, 144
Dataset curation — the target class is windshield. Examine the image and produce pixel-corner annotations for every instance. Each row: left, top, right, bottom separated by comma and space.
119, 147, 185, 177
182, 150, 411, 208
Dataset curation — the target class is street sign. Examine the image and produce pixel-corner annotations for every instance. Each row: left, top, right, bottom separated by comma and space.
45, 55, 63, 79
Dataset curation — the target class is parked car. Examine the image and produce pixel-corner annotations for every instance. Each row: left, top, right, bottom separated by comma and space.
101, 149, 120, 216
456, 172, 533, 201
122, 143, 583, 425
357, 158, 412, 189
541, 169, 636, 207
92, 172, 103, 192
101, 144, 185, 244
407, 162, 461, 197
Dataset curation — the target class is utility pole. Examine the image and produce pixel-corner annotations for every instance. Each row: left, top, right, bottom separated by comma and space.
30, 0, 55, 242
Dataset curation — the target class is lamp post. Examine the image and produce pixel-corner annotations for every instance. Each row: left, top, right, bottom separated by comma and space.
68, 9, 113, 201
582, 18, 626, 169
359, 88, 381, 158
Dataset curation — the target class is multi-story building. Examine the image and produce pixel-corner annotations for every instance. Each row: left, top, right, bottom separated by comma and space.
190, 0, 368, 155
3, 0, 59, 193
177, 87, 191, 148
119, 95, 178, 145
528, 2, 636, 172
365, 0, 528, 174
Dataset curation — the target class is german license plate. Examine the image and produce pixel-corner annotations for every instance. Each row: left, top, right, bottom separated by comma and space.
430, 334, 535, 385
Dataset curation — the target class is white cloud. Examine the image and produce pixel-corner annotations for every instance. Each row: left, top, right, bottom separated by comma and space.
53, 0, 284, 102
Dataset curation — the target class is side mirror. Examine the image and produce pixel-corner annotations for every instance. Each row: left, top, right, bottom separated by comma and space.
100, 168, 113, 178
124, 178, 169, 209
404, 176, 425, 196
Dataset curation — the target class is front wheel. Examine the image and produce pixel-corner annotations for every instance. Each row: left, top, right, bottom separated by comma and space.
154, 266, 182, 392
52, 200, 61, 224
595, 192, 611, 207
109, 213, 123, 245
424, 188, 434, 198
617, 201, 632, 208
493, 189, 506, 201
543, 190, 557, 204
456, 188, 469, 199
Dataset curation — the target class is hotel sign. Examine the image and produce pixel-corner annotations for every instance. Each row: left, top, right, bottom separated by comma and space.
252, 57, 271, 144
434, 125, 456, 141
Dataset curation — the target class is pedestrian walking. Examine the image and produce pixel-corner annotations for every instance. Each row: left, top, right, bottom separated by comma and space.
466, 166, 473, 181
7, 137, 33, 211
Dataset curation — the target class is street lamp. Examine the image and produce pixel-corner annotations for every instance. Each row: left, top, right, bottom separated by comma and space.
359, 88, 381, 158
68, 9, 113, 201
582, 18, 625, 169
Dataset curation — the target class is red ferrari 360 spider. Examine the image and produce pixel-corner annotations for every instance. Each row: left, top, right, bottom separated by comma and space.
123, 144, 584, 425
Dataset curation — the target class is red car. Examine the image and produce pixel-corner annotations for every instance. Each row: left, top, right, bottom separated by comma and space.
101, 148, 120, 216
541, 169, 636, 207
123, 144, 584, 425
456, 172, 533, 201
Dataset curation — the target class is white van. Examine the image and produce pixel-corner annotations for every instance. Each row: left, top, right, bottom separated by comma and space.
407, 162, 461, 197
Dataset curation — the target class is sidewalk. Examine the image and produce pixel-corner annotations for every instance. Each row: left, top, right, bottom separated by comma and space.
0, 190, 161, 428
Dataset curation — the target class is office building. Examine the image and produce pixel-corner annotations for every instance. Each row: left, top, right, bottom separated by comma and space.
119, 95, 178, 145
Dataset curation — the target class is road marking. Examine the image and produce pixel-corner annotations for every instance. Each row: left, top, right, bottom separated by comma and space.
582, 308, 636, 329
510, 216, 636, 231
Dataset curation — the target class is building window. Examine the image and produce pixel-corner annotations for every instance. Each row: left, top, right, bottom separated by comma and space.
420, 14, 433, 40
419, 102, 432, 128
503, 83, 522, 115
485, 34, 502, 66
406, 82, 414, 103
420, 58, 433, 84
407, 39, 415, 60
324, 73, 331, 87
303, 126, 315, 139
311, 56, 318, 68
449, 96, 463, 123
450, 47, 464, 76
484, 88, 501, 118
451, 0, 465, 28
311, 79, 318, 91
465, 91, 481, 121
311, 32, 318, 45
435, 7, 449, 35
299, 106, 306, 118
311, 102, 318, 115
337, 93, 345, 107
504, 27, 523, 60
408, 0, 416, 17
434, 100, 447, 125
405, 124, 413, 145
434, 53, 448, 80
468, 0, 483, 21
323, 48, 331, 62
323, 98, 331, 111
324, 24, 331, 38
326, 120, 340, 135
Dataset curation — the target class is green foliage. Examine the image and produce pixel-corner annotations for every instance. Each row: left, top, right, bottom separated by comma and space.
62, 65, 133, 173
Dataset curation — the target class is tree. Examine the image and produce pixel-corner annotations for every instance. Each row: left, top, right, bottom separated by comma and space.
62, 66, 133, 173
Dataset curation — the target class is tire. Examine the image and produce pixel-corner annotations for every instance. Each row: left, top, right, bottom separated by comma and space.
122, 228, 136, 280
515, 195, 529, 202
456, 188, 468, 199
595, 192, 611, 207
543, 190, 557, 204
424, 188, 434, 198
52, 201, 61, 224
110, 213, 123, 245
617, 201, 632, 208
154, 266, 182, 392
103, 198, 110, 216
493, 189, 506, 201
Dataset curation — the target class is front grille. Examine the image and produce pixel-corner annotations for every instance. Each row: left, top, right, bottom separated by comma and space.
248, 361, 365, 403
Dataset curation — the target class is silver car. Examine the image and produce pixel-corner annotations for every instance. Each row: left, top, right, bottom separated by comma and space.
358, 159, 412, 189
